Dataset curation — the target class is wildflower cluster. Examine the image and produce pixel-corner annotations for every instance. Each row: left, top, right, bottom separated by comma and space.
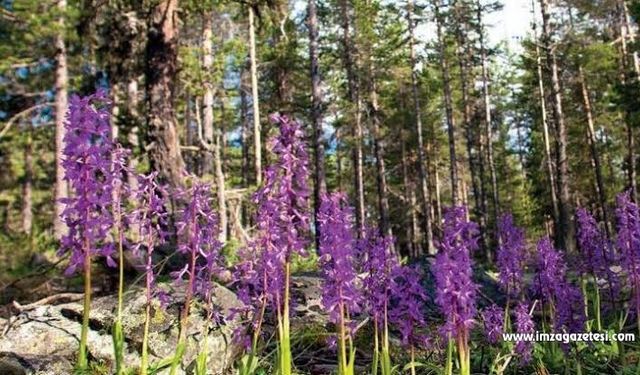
434, 206, 479, 339
513, 302, 535, 363
57, 92, 640, 375
318, 192, 361, 329
59, 91, 116, 275
497, 213, 527, 295
433, 206, 478, 375
482, 304, 504, 345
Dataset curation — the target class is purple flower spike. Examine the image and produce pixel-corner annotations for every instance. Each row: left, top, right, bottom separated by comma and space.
433, 206, 479, 341
513, 302, 534, 364
318, 193, 361, 334
616, 191, 640, 312
533, 237, 585, 335
497, 213, 527, 295
532, 237, 566, 302
174, 180, 223, 320
576, 208, 610, 277
230, 115, 311, 343
389, 265, 428, 348
59, 91, 115, 275
360, 228, 399, 328
553, 283, 586, 335
130, 172, 169, 303
481, 304, 504, 345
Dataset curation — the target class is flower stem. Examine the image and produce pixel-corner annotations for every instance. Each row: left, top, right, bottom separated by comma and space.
457, 331, 470, 375
169, 244, 198, 375
140, 301, 151, 375
445, 335, 453, 375
114, 206, 125, 375
410, 346, 416, 375
372, 319, 379, 375
278, 261, 292, 375
77, 240, 92, 371
592, 273, 602, 331
338, 301, 348, 375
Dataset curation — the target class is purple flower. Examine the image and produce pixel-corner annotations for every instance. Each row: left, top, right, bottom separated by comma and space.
433, 206, 479, 341
130, 172, 169, 303
532, 237, 566, 302
481, 304, 504, 345
553, 283, 586, 335
513, 302, 534, 364
230, 115, 310, 341
58, 91, 116, 275
389, 265, 428, 348
174, 180, 223, 320
532, 237, 585, 334
576, 207, 620, 300
576, 208, 615, 277
497, 213, 527, 295
318, 192, 361, 333
360, 228, 399, 328
616, 191, 640, 312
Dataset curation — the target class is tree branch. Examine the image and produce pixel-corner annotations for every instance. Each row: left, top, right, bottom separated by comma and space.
0, 102, 53, 139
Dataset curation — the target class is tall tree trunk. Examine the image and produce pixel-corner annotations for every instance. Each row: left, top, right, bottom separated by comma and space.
454, 0, 486, 254
532, 0, 560, 229
619, 0, 639, 201
477, 1, 499, 224
540, 0, 574, 252
184, 90, 196, 173
308, 0, 326, 250
578, 65, 611, 237
362, 1, 391, 241
214, 119, 227, 243
53, 0, 68, 239
340, 0, 365, 235
145, 0, 185, 189
401, 125, 420, 257
369, 78, 392, 240
248, 6, 262, 186
240, 69, 250, 225
200, 11, 227, 242
406, 0, 433, 253
202, 13, 215, 175
435, 2, 460, 205
22, 127, 33, 235
126, 79, 140, 194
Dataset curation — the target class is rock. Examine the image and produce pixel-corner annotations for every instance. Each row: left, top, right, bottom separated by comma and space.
0, 283, 243, 375
290, 275, 325, 326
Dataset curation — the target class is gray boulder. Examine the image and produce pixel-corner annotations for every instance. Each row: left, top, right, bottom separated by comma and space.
0, 283, 243, 375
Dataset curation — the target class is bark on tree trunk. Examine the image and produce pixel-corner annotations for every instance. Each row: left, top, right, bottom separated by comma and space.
435, 2, 460, 205
619, 0, 639, 201
248, 6, 262, 186
578, 65, 611, 237
126, 79, 140, 194
145, 0, 185, 189
240, 69, 250, 225
477, 2, 500, 225
406, 0, 433, 253
369, 79, 391, 240
532, 1, 560, 229
454, 1, 486, 255
202, 13, 215, 175
400, 125, 420, 257
340, 0, 366, 235
200, 11, 227, 242
214, 122, 228, 243
540, 0, 574, 252
53, 0, 68, 239
308, 0, 326, 250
